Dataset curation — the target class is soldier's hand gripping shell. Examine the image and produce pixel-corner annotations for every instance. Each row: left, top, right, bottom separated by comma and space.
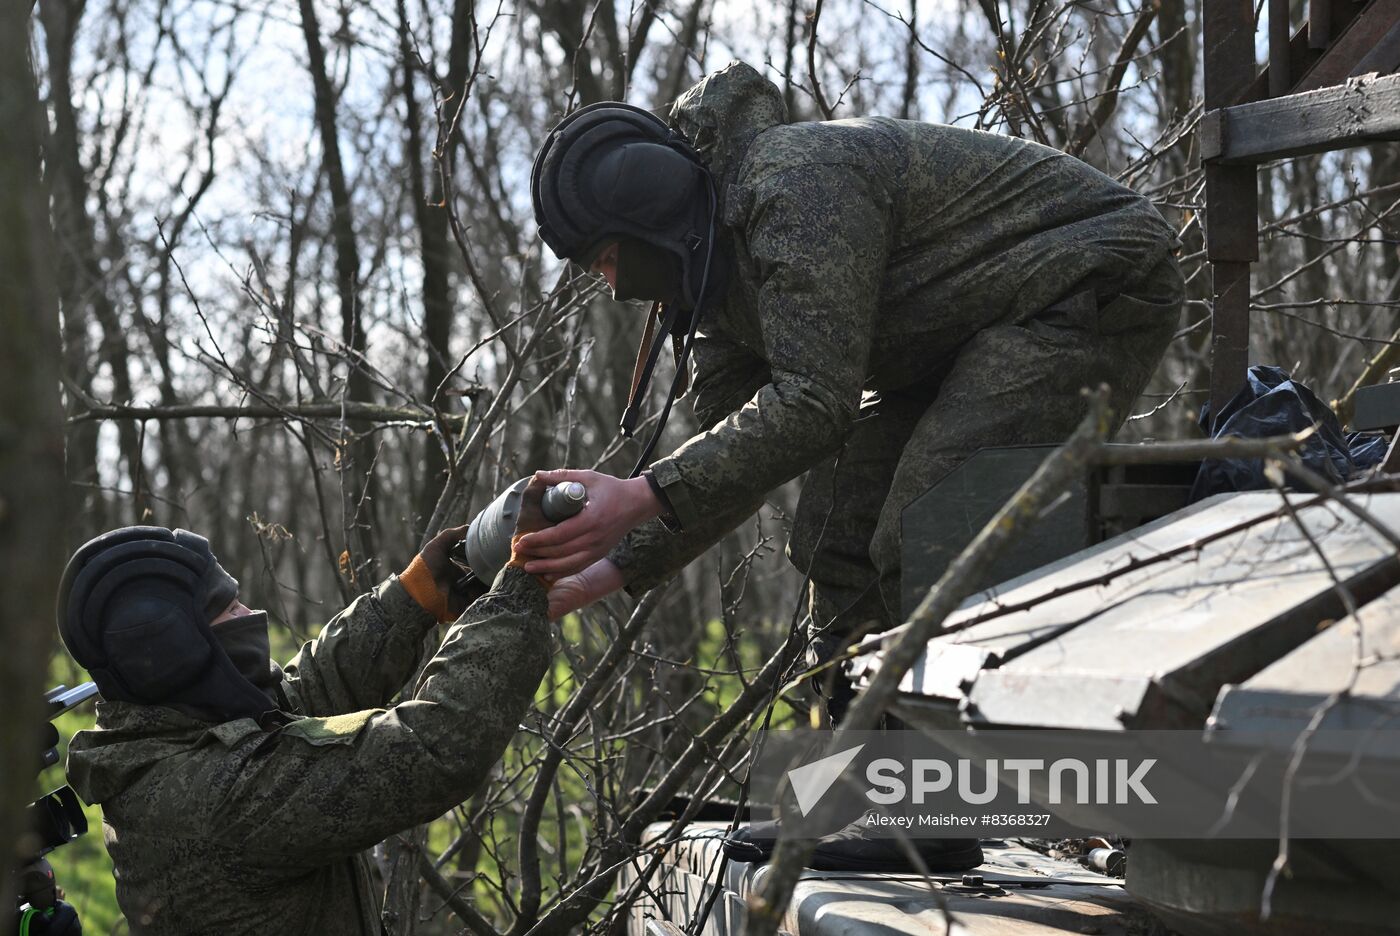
400, 522, 472, 622
515, 469, 661, 578
426, 523, 474, 615
509, 476, 553, 577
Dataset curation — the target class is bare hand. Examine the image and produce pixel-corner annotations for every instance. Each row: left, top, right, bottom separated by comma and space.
514, 469, 662, 578
547, 559, 626, 619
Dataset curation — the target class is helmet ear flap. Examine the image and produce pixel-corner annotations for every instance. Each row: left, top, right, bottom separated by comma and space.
102, 595, 213, 700
76, 551, 211, 698
56, 526, 173, 661
532, 102, 708, 266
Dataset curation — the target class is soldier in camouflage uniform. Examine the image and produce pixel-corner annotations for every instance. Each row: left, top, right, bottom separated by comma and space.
524, 61, 1183, 655
60, 482, 556, 935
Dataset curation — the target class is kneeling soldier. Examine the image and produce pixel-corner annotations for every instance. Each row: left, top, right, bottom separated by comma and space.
59, 481, 556, 935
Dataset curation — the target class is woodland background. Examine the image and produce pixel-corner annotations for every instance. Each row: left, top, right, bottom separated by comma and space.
2, 0, 1398, 932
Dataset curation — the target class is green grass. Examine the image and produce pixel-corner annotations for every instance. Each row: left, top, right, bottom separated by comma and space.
39, 656, 123, 936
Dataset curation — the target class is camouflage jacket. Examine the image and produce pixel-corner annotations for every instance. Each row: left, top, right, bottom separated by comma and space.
66, 569, 550, 936
608, 61, 1180, 592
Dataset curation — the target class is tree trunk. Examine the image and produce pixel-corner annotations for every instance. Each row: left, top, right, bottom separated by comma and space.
401, 1, 457, 530
297, 0, 380, 574
899, 0, 920, 119
41, 0, 146, 528
1370, 143, 1400, 287
782, 0, 800, 116
1158, 0, 1196, 124
0, 1, 69, 908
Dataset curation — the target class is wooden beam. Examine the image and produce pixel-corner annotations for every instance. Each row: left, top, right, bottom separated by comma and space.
1270, 0, 1293, 96
1202, 71, 1400, 164
1202, 0, 1260, 261
1242, 0, 1361, 103
1201, 0, 1260, 261
1310, 0, 1359, 50
1202, 163, 1259, 261
1205, 0, 1257, 109
1310, 0, 1334, 49
1351, 17, 1400, 78
1295, 0, 1400, 92
1204, 0, 1259, 408
1210, 262, 1253, 410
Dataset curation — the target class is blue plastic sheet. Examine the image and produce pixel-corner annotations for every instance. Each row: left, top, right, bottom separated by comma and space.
1191, 365, 1388, 501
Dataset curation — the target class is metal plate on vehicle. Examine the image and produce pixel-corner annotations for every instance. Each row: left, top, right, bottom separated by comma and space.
871, 493, 1400, 730
1210, 578, 1400, 735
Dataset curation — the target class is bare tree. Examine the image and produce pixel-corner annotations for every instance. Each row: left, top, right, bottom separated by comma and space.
24, 0, 1400, 932
0, 2, 68, 910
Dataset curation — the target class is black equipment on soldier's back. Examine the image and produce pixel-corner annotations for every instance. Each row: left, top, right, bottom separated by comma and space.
10, 683, 96, 936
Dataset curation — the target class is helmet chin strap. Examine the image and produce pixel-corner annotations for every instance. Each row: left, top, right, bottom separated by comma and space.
619, 302, 681, 439
621, 173, 718, 479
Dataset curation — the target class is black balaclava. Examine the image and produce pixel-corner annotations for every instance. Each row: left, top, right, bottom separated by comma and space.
208, 612, 283, 698
613, 237, 684, 303
57, 527, 281, 724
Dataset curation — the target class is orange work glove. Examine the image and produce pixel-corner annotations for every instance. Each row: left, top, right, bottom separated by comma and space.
400, 522, 470, 623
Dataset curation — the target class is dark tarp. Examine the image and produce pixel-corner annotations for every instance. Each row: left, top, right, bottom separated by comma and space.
1191, 365, 1387, 501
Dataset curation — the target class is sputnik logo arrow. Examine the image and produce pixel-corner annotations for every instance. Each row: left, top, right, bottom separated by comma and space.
788, 744, 865, 816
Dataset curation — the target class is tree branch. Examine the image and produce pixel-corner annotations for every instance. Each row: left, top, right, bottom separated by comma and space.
1066, 1, 1159, 157
1333, 321, 1400, 427
806, 0, 835, 120
69, 401, 473, 427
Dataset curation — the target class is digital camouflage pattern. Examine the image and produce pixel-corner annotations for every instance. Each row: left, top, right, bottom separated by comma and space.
608, 61, 1184, 630
66, 568, 550, 936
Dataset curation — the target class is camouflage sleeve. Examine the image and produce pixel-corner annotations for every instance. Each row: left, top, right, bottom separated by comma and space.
210, 567, 550, 866
687, 330, 771, 431
645, 163, 891, 530
278, 576, 441, 717
609, 331, 770, 593
609, 495, 765, 595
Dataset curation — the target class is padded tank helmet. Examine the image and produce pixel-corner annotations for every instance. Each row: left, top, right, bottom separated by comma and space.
531, 102, 717, 309
56, 526, 277, 723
